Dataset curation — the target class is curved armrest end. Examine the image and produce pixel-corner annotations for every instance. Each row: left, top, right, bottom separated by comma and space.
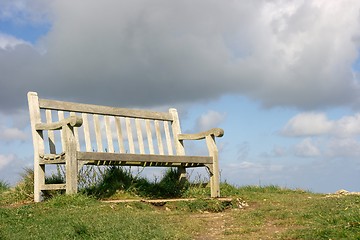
178, 128, 224, 140
211, 128, 224, 138
68, 116, 83, 127
35, 116, 83, 130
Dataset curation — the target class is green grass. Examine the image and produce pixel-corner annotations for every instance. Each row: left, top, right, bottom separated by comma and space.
0, 194, 191, 239
0, 180, 9, 193
221, 186, 360, 239
82, 167, 189, 199
1, 168, 360, 239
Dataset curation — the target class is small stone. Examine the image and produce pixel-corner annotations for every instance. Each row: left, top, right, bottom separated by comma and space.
335, 189, 349, 195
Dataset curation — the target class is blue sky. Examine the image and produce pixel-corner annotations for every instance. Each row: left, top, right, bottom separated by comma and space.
1, 0, 360, 193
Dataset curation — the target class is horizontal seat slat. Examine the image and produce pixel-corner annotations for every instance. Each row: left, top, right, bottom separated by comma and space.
41, 184, 66, 190
39, 99, 173, 121
85, 161, 204, 167
77, 152, 213, 165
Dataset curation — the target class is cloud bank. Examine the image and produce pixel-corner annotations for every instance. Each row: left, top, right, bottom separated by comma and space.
282, 112, 360, 137
280, 111, 360, 159
1, 0, 360, 113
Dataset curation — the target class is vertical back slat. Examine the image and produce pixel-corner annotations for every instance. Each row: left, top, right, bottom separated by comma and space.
169, 108, 185, 156
145, 120, 155, 154
163, 121, 173, 155
70, 112, 80, 151
45, 109, 56, 154
125, 117, 135, 153
169, 108, 187, 181
104, 116, 114, 153
58, 111, 65, 152
154, 120, 164, 155
82, 113, 92, 152
135, 119, 145, 154
93, 114, 103, 152
115, 117, 125, 153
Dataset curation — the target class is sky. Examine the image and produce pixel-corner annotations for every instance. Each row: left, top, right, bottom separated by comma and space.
0, 0, 360, 193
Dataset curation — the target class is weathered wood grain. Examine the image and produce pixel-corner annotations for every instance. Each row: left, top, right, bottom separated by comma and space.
145, 120, 155, 154
155, 120, 164, 155
82, 113, 92, 152
45, 109, 56, 154
39, 99, 173, 120
93, 114, 103, 152
104, 116, 114, 153
115, 117, 125, 153
77, 152, 212, 164
125, 117, 135, 153
135, 119, 145, 154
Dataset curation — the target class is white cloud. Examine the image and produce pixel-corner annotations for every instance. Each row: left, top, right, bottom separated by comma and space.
0, 154, 14, 170
0, 126, 27, 141
195, 110, 226, 132
282, 112, 360, 137
332, 114, 360, 138
325, 138, 360, 158
281, 112, 333, 137
0, 32, 30, 50
281, 112, 360, 159
294, 138, 321, 157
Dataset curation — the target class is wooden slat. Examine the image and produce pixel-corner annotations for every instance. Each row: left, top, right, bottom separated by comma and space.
104, 116, 114, 153
163, 121, 173, 155
27, 92, 45, 202
125, 117, 135, 153
45, 110, 56, 154
145, 120, 155, 154
40, 159, 66, 164
77, 152, 212, 164
39, 99, 173, 121
102, 197, 233, 203
82, 113, 92, 152
154, 120, 164, 155
115, 117, 125, 153
135, 119, 145, 154
169, 108, 185, 156
84, 161, 204, 167
58, 111, 65, 152
70, 112, 80, 151
41, 184, 66, 190
93, 114, 103, 152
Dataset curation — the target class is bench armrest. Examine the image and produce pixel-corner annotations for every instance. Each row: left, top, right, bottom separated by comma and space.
35, 116, 83, 130
178, 128, 224, 140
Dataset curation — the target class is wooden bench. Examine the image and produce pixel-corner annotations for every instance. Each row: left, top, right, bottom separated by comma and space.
27, 92, 224, 202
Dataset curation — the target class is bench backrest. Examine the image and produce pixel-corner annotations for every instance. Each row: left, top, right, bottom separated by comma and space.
28, 92, 185, 157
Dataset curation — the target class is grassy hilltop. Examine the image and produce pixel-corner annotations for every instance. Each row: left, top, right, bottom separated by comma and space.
1, 167, 359, 239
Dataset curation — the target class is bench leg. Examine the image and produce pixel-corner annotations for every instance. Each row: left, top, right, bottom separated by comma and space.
206, 135, 220, 198
210, 166, 220, 198
34, 164, 45, 202
64, 126, 78, 195
178, 166, 187, 183
65, 156, 78, 194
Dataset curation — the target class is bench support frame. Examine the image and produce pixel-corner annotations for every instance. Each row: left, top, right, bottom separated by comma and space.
28, 92, 224, 202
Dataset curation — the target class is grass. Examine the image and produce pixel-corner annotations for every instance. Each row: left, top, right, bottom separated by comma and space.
0, 180, 9, 193
1, 168, 360, 239
82, 167, 189, 199
0, 194, 190, 239
220, 185, 360, 239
